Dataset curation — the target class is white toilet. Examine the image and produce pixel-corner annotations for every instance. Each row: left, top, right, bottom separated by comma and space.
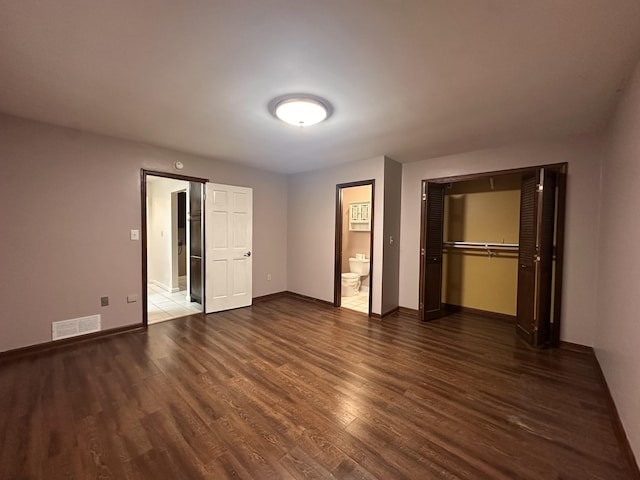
341, 256, 370, 297
341, 273, 361, 297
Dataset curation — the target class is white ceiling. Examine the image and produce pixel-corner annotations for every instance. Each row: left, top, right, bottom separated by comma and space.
1, 1, 639, 174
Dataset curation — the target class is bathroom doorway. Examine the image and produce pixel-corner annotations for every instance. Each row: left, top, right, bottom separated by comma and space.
334, 180, 374, 315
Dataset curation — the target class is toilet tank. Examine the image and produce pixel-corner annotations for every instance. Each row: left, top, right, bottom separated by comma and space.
348, 258, 370, 276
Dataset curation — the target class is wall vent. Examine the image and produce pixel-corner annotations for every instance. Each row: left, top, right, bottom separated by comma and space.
52, 315, 101, 341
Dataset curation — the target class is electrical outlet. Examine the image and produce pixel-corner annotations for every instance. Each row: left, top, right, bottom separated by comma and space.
267, 273, 272, 281
100, 296, 109, 307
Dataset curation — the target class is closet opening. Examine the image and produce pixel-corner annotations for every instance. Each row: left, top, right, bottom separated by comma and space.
419, 163, 567, 348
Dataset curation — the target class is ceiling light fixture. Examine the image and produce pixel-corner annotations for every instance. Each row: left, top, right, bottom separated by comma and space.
270, 94, 331, 127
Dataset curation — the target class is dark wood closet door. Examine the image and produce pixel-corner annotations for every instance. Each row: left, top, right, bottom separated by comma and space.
421, 182, 445, 321
516, 169, 557, 347
189, 182, 203, 305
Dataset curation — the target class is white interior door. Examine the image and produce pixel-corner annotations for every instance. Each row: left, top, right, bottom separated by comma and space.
205, 183, 253, 313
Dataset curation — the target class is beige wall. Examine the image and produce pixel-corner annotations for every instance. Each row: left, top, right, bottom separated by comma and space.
341, 185, 371, 274
400, 133, 604, 346
595, 60, 640, 461
382, 157, 402, 315
288, 156, 386, 314
0, 113, 288, 352
287, 155, 401, 316
146, 177, 188, 291
442, 179, 520, 315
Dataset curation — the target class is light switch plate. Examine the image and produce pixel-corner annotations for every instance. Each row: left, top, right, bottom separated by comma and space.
130, 229, 139, 240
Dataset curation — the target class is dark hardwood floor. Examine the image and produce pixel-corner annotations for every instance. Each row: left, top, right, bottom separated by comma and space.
0, 296, 634, 479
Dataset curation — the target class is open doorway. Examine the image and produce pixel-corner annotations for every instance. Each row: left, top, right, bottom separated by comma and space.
334, 180, 374, 315
141, 170, 208, 325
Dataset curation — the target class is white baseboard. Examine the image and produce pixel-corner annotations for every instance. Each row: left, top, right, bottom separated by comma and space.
150, 280, 175, 293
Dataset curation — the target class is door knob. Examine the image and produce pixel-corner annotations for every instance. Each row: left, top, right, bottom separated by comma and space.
244, 251, 252, 257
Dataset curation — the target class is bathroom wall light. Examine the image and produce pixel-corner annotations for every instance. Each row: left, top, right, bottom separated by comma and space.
270, 94, 331, 127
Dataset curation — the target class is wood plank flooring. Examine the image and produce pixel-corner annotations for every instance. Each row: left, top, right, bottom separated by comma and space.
0, 296, 634, 479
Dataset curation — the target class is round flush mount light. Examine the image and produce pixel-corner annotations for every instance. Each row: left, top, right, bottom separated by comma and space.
269, 94, 332, 127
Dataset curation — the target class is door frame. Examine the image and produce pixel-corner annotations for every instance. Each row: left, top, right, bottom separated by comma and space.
418, 163, 567, 346
334, 179, 375, 315
141, 169, 208, 326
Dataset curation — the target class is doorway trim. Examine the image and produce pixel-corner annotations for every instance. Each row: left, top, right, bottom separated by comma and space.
418, 162, 567, 346
334, 179, 375, 315
141, 169, 208, 326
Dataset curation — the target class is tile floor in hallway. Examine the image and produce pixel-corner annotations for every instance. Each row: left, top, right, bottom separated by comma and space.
148, 278, 201, 324
341, 287, 369, 314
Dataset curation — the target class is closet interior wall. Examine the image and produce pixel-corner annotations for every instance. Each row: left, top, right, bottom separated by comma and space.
442, 174, 521, 317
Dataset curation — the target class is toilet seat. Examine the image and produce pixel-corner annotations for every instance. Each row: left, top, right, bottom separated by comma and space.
341, 273, 359, 280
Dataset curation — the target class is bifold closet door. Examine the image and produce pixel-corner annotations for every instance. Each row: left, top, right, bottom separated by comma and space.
420, 182, 445, 321
516, 168, 557, 347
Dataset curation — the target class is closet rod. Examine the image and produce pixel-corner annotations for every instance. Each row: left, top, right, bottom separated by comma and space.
443, 241, 519, 251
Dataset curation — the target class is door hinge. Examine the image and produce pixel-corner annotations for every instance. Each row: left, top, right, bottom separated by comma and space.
537, 184, 543, 192
422, 193, 427, 201
421, 248, 425, 256
419, 302, 424, 309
